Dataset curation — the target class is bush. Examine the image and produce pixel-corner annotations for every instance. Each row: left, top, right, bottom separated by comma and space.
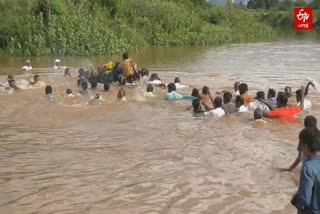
0, 0, 275, 56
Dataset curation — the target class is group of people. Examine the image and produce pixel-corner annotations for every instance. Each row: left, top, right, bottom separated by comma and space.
21, 58, 63, 72
4, 53, 320, 214
191, 80, 316, 120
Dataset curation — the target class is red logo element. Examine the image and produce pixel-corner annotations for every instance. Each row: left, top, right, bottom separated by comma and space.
295, 8, 312, 30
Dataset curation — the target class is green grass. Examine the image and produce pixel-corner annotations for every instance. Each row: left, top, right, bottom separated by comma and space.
0, 0, 276, 56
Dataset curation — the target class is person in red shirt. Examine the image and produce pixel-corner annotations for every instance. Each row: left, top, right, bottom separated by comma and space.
261, 85, 305, 120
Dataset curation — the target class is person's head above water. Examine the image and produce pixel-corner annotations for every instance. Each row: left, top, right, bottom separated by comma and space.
118, 89, 126, 99
64, 68, 70, 76
267, 88, 276, 98
299, 127, 320, 157
254, 108, 263, 120
167, 83, 176, 93
256, 91, 265, 100
78, 68, 85, 77
147, 84, 153, 93
304, 115, 317, 128
45, 85, 53, 95
276, 94, 288, 108
235, 95, 244, 108
34, 75, 40, 82
122, 53, 129, 60
90, 80, 97, 89
150, 73, 160, 81
213, 97, 223, 108
104, 83, 110, 91
7, 75, 14, 81
192, 99, 201, 112
238, 83, 248, 95
234, 81, 240, 92
284, 86, 292, 98
191, 88, 199, 98
66, 88, 72, 95
174, 77, 180, 84
202, 86, 209, 95
55, 59, 60, 65
95, 94, 102, 100
277, 91, 285, 99
142, 68, 149, 77
223, 92, 232, 104
81, 81, 88, 91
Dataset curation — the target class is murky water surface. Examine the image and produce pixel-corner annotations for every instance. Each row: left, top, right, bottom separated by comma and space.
1, 40, 320, 214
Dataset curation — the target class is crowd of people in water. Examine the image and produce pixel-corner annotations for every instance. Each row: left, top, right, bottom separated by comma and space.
1, 53, 320, 214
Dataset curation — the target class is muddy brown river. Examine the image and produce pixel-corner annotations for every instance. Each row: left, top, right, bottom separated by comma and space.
1, 40, 320, 214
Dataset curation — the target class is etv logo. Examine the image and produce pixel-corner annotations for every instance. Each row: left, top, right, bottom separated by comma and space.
295, 8, 312, 30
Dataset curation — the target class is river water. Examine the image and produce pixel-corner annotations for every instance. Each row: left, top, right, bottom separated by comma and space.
1, 40, 320, 214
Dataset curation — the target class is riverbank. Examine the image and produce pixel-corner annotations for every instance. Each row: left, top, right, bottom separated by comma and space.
0, 0, 275, 56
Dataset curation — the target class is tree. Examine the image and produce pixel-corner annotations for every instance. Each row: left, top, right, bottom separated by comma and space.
239, 1, 245, 8
278, 0, 293, 11
308, 0, 320, 9
294, 0, 306, 7
256, 0, 265, 9
33, 0, 67, 24
247, 0, 256, 9
269, 0, 279, 8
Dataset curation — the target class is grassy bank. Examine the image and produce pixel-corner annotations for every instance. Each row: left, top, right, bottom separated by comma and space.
246, 0, 320, 38
0, 0, 275, 56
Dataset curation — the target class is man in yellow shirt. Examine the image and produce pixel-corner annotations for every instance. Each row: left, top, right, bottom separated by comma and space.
119, 53, 137, 84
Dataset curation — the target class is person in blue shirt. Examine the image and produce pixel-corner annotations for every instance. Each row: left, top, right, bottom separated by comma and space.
280, 116, 317, 172
164, 83, 183, 100
267, 88, 277, 104
291, 127, 320, 214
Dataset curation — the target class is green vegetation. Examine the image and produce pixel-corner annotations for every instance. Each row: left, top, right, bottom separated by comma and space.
247, 0, 320, 10
0, 0, 275, 56
245, 0, 320, 38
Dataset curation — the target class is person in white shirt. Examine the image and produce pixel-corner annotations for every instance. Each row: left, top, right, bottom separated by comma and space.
296, 81, 313, 109
234, 81, 240, 96
148, 73, 166, 88
54, 59, 61, 70
140, 68, 150, 84
174, 77, 189, 89
22, 60, 32, 72
235, 95, 248, 113
248, 91, 270, 111
204, 97, 225, 117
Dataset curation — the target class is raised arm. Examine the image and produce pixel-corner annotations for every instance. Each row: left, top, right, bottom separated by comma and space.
304, 81, 312, 96
300, 85, 305, 109
208, 90, 214, 107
